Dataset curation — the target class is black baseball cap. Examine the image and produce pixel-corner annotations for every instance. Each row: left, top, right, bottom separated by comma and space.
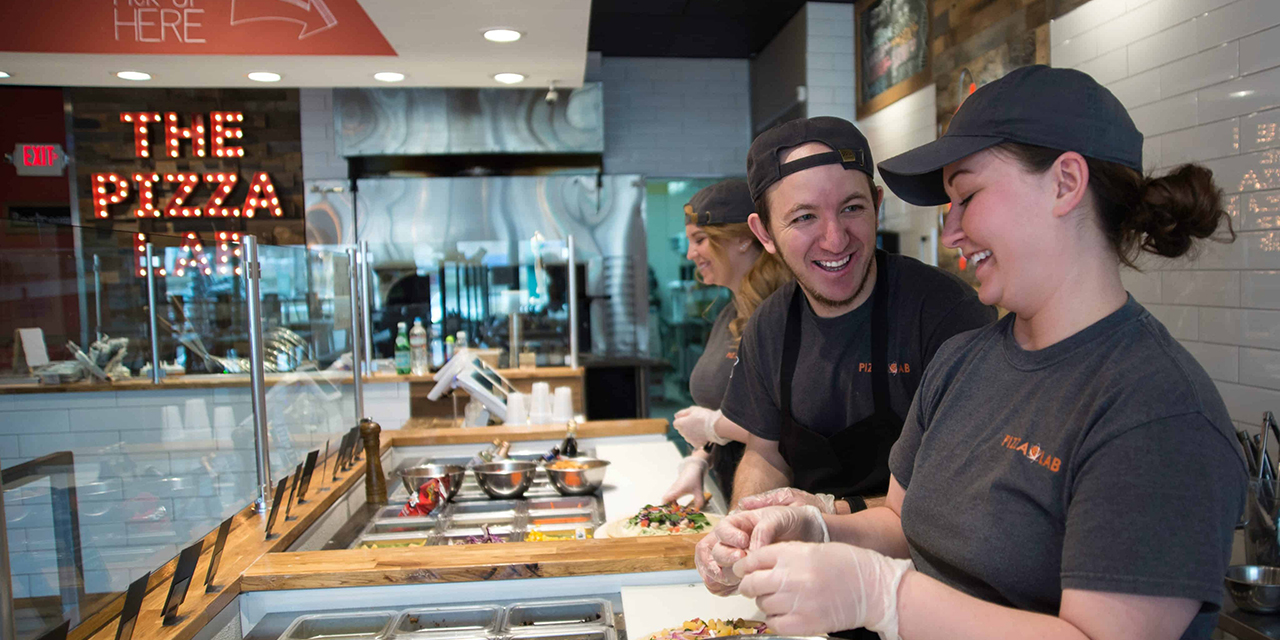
878, 65, 1144, 206
685, 179, 755, 226
746, 116, 875, 202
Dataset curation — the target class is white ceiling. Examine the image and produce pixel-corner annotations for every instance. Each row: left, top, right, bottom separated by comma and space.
0, 0, 591, 88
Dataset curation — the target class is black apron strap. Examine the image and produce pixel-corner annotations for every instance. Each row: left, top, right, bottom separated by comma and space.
779, 285, 806, 431
869, 250, 892, 419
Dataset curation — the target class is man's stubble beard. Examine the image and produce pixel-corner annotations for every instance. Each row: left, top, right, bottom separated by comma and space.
777, 248, 874, 313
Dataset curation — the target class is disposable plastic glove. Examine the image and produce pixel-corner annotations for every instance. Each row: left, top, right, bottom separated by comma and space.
661, 456, 709, 509
734, 542, 913, 639
673, 406, 728, 447
738, 487, 836, 514
710, 505, 829, 570
694, 529, 741, 596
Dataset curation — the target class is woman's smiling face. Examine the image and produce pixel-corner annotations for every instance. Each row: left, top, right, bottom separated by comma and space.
941, 148, 1062, 312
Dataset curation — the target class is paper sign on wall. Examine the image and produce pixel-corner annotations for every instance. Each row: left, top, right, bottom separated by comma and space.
13, 328, 50, 372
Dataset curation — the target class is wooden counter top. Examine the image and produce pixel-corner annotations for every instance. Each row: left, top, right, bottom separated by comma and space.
393, 419, 667, 443
0, 367, 582, 395
241, 536, 699, 591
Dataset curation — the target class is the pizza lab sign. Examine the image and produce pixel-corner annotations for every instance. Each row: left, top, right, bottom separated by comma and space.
91, 110, 283, 220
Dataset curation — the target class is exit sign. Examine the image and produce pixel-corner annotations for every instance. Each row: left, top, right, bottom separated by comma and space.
9, 143, 67, 176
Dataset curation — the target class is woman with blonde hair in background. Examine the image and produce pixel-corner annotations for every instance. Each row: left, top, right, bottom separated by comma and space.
663, 179, 791, 508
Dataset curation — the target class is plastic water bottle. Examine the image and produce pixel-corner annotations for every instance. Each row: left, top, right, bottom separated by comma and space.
409, 318, 428, 376
394, 322, 411, 374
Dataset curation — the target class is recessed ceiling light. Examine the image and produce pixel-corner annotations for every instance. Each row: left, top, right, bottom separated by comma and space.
493, 73, 525, 84
0, 72, 10, 79
374, 72, 405, 83
247, 71, 281, 83
483, 29, 522, 43
116, 71, 151, 81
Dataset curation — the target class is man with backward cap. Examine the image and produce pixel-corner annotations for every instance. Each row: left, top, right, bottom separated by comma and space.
694, 117, 995, 633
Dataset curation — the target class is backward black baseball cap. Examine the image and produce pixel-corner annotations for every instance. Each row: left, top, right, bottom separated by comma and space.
685, 179, 754, 226
746, 116, 875, 202
878, 64, 1144, 206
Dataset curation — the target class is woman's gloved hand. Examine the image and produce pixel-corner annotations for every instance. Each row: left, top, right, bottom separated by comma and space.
710, 505, 829, 571
673, 406, 728, 448
734, 542, 914, 639
738, 487, 836, 514
695, 529, 741, 596
661, 456, 709, 509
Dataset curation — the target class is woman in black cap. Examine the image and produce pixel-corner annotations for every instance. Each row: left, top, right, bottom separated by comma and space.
716, 65, 1246, 640
662, 179, 791, 507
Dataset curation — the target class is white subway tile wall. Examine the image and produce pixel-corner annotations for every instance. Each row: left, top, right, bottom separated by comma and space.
599, 57, 751, 177
1055, 0, 1280, 426
805, 2, 857, 123
1, 381, 408, 597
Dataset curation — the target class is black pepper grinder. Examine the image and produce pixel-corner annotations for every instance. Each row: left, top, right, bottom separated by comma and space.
360, 418, 387, 505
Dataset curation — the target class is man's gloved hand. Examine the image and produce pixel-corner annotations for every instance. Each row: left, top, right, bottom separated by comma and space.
695, 529, 741, 596
738, 487, 836, 514
661, 456, 708, 509
709, 505, 829, 572
735, 542, 914, 639
673, 406, 728, 448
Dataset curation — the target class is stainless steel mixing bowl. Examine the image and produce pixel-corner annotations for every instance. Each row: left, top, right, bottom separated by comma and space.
397, 464, 465, 500
472, 461, 538, 499
544, 458, 610, 496
1226, 565, 1280, 613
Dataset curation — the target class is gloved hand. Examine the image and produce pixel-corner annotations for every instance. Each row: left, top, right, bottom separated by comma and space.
695, 529, 741, 596
710, 505, 829, 571
735, 542, 913, 638
674, 406, 728, 448
662, 456, 709, 509
738, 487, 836, 514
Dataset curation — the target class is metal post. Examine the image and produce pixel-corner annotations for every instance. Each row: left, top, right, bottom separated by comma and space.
93, 254, 103, 340
145, 243, 164, 384
567, 235, 579, 369
360, 241, 373, 376
0, 473, 15, 640
244, 236, 272, 514
348, 248, 366, 422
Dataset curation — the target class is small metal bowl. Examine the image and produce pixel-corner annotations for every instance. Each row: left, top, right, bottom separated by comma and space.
544, 458, 610, 496
1226, 565, 1280, 613
397, 464, 465, 501
473, 461, 538, 499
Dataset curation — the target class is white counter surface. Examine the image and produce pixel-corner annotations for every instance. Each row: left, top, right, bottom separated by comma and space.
621, 582, 766, 639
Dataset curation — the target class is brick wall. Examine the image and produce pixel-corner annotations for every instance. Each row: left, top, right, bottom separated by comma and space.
1051, 0, 1280, 433
599, 57, 752, 177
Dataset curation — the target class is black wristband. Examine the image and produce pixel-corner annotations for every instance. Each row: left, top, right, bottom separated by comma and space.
842, 496, 867, 513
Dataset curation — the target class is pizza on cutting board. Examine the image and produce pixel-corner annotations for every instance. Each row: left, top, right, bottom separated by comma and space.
640, 618, 770, 640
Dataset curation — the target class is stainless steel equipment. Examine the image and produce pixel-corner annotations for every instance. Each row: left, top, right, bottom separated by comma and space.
245, 236, 272, 514
473, 461, 539, 499
1226, 565, 1280, 614
396, 464, 465, 500
545, 459, 609, 496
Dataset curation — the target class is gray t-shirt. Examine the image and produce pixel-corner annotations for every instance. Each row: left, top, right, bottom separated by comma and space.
722, 252, 995, 439
690, 304, 739, 409
889, 296, 1247, 638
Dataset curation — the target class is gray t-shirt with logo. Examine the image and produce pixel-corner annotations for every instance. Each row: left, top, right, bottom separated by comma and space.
722, 252, 995, 439
889, 296, 1247, 637
690, 303, 739, 410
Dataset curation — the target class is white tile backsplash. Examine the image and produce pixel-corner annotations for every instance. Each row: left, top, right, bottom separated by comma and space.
1196, 64, 1280, 123
1163, 270, 1241, 306
1241, 347, 1280, 389
1158, 117, 1240, 165
1200, 306, 1243, 343
1197, 0, 1280, 51
1158, 0, 1236, 31
1240, 24, 1280, 75
1131, 92, 1199, 136
1108, 67, 1163, 108
1150, 304, 1201, 340
1079, 47, 1131, 85
1243, 271, 1280, 309
1097, 0, 1164, 53
1129, 19, 1198, 75
1055, 0, 1130, 44
1237, 190, 1280, 230
1218, 380, 1280, 423
1122, 268, 1163, 302
1244, 231, 1280, 268
1183, 340, 1241, 382
1055, 29, 1101, 68
1159, 42, 1239, 98
1242, 107, 1280, 153
1203, 148, 1280, 194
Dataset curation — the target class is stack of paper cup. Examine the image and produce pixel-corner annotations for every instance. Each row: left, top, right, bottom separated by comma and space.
529, 382, 552, 425
505, 392, 529, 426
552, 386, 574, 422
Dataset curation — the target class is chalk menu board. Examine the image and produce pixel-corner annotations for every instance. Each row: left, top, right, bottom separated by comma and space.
857, 0, 930, 115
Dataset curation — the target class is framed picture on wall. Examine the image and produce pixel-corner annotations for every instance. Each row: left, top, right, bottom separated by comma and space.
855, 0, 931, 119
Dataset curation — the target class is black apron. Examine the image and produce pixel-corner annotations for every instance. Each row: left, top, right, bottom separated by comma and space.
777, 249, 898, 500
777, 250, 896, 640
